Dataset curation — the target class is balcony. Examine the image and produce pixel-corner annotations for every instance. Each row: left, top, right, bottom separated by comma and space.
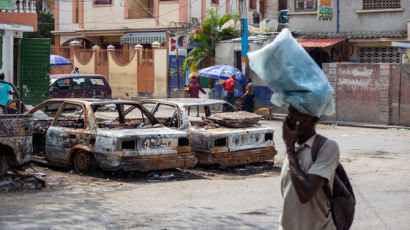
0, 0, 37, 13
0, 1, 38, 30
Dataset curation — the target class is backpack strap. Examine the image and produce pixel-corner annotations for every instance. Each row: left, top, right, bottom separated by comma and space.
311, 134, 328, 162
311, 134, 333, 201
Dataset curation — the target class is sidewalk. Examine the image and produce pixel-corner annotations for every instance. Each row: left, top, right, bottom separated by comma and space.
271, 113, 409, 130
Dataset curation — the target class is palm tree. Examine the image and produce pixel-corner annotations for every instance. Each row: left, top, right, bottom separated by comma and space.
183, 9, 239, 73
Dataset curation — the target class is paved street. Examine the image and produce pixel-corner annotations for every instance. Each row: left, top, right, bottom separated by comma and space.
0, 120, 409, 230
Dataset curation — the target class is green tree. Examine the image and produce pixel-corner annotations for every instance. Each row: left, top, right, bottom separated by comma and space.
184, 9, 239, 72
24, 11, 54, 44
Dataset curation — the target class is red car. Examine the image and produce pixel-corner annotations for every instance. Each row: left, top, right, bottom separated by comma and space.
49, 74, 112, 99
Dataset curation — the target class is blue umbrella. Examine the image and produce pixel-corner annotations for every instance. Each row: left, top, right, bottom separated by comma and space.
50, 54, 72, 66
198, 64, 246, 84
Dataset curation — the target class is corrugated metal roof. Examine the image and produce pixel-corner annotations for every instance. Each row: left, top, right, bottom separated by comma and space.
298, 38, 347, 48
120, 31, 166, 45
297, 31, 407, 39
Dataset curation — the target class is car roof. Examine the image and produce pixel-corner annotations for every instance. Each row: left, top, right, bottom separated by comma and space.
50, 74, 106, 80
36, 98, 140, 107
141, 98, 230, 107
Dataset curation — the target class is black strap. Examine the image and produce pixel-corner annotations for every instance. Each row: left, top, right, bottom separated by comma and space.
311, 134, 328, 162
311, 134, 333, 202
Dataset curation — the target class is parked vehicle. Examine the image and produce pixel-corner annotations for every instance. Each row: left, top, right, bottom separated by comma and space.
139, 98, 277, 167
49, 74, 112, 99
28, 99, 196, 173
0, 81, 33, 179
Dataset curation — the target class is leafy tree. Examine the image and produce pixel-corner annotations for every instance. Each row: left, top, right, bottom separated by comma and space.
184, 9, 239, 72
24, 11, 54, 44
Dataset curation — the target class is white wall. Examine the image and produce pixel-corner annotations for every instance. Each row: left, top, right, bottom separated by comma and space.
0, 31, 14, 83
59, 0, 79, 32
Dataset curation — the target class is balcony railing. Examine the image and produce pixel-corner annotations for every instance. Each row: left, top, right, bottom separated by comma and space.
0, 0, 36, 13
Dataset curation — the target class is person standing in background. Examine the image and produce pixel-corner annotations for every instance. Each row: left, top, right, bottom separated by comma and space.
241, 78, 255, 112
71, 66, 79, 74
222, 74, 235, 106
0, 73, 13, 106
187, 76, 206, 116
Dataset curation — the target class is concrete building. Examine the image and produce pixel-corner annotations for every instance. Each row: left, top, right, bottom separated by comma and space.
0, 0, 38, 83
53, 0, 269, 48
288, 0, 410, 66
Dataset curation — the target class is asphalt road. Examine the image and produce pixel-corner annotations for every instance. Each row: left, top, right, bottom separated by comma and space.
0, 120, 409, 230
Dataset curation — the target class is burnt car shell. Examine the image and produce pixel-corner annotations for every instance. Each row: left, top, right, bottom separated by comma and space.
29, 99, 196, 172
0, 80, 32, 178
140, 98, 277, 167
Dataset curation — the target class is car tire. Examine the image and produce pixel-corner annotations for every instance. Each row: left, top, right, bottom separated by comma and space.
73, 150, 96, 173
0, 156, 8, 179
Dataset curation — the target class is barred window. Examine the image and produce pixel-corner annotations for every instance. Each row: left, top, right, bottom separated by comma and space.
94, 0, 112, 4
358, 47, 400, 63
363, 0, 401, 9
295, 0, 317, 11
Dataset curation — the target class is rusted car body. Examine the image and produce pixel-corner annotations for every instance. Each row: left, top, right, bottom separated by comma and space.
140, 98, 277, 167
29, 99, 196, 173
0, 80, 32, 179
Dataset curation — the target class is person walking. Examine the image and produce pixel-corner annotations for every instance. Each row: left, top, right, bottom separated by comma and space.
241, 78, 255, 112
0, 73, 13, 106
187, 76, 205, 117
187, 76, 206, 99
280, 105, 340, 230
71, 66, 80, 74
222, 74, 235, 106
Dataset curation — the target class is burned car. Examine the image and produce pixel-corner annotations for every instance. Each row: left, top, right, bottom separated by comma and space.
0, 80, 33, 179
140, 98, 277, 167
28, 99, 196, 173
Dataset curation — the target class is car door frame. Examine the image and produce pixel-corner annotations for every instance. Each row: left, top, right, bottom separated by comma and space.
45, 101, 90, 165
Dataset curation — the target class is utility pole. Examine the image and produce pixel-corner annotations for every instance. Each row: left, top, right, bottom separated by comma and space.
240, 0, 249, 79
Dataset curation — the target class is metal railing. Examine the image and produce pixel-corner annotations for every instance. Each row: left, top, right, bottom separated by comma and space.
0, 0, 37, 13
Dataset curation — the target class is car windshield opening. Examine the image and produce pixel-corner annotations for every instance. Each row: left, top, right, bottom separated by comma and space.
93, 103, 152, 129
184, 103, 236, 125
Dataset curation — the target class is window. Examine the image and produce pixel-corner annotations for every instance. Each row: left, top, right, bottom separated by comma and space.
295, 0, 317, 11
128, 0, 153, 19
358, 47, 400, 63
212, 0, 219, 4
55, 79, 70, 90
72, 77, 87, 89
94, 0, 112, 4
363, 0, 401, 10
89, 78, 106, 88
31, 102, 63, 119
55, 103, 86, 129
250, 0, 257, 10
152, 104, 179, 127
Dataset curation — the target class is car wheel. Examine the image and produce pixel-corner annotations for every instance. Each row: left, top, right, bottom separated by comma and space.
0, 156, 8, 179
73, 150, 95, 173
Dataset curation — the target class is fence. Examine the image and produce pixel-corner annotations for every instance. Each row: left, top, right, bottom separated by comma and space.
323, 63, 410, 126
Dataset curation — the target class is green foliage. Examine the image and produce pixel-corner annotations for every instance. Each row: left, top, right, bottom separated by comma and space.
24, 11, 54, 44
184, 9, 239, 71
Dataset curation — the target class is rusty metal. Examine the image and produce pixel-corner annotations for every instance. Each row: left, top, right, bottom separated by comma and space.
29, 99, 196, 172
139, 98, 278, 167
207, 111, 262, 128
195, 147, 277, 167
0, 81, 33, 179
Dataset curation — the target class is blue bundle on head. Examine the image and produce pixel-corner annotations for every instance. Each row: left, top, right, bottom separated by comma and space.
248, 29, 335, 118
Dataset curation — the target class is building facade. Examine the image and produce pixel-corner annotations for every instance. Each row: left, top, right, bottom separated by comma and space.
288, 0, 410, 66
0, 0, 38, 83
53, 0, 269, 48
